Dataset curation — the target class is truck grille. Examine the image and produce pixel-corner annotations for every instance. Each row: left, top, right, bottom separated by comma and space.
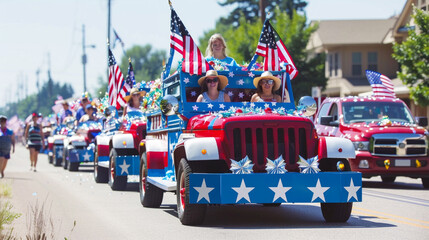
225, 121, 316, 172
371, 133, 427, 157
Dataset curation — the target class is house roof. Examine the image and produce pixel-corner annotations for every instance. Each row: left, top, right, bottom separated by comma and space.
314, 18, 397, 45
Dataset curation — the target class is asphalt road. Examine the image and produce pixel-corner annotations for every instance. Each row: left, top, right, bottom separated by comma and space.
3, 145, 429, 239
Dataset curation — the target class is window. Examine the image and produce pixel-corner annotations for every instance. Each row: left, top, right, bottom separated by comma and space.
368, 52, 378, 71
334, 53, 339, 76
317, 103, 331, 124
352, 52, 362, 76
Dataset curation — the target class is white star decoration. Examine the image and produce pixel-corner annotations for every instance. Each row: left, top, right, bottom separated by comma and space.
83, 152, 91, 161
248, 72, 255, 78
271, 102, 277, 106
228, 91, 233, 97
57, 149, 63, 157
237, 79, 244, 85
230, 156, 254, 174
238, 92, 244, 98
344, 178, 361, 202
250, 103, 255, 108
308, 179, 330, 202
219, 104, 225, 109
183, 78, 190, 84
194, 179, 214, 203
207, 103, 213, 109
119, 159, 131, 175
264, 103, 269, 108
298, 156, 321, 174
265, 156, 287, 174
228, 72, 234, 77
269, 179, 291, 202
192, 105, 199, 111
232, 179, 254, 203
191, 91, 196, 96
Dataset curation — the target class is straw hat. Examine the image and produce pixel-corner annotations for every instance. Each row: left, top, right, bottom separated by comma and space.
197, 70, 228, 90
253, 71, 281, 91
124, 88, 147, 102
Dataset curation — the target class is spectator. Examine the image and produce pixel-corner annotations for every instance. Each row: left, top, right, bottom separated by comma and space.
24, 112, 45, 172
0, 115, 15, 178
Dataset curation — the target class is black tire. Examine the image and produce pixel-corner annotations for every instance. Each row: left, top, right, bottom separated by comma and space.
108, 148, 127, 191
55, 148, 63, 167
177, 158, 206, 225
62, 149, 68, 170
381, 176, 396, 183
69, 162, 79, 172
94, 149, 108, 183
263, 203, 281, 207
48, 155, 53, 164
139, 152, 164, 207
319, 158, 353, 222
321, 202, 353, 222
422, 178, 429, 189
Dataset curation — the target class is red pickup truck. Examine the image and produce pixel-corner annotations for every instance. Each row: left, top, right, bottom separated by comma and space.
314, 96, 429, 188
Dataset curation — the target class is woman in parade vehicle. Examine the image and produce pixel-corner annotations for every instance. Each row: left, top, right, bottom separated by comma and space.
205, 33, 239, 67
251, 71, 284, 103
123, 87, 146, 116
196, 70, 231, 103
25, 112, 45, 172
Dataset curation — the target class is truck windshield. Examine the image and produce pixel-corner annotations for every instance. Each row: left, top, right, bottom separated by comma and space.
342, 101, 414, 124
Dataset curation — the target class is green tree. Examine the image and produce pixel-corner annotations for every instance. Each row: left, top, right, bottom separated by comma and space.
393, 7, 429, 106
218, 0, 307, 26
120, 45, 166, 83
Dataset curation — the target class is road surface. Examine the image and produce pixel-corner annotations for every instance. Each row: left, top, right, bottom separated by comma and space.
3, 145, 429, 239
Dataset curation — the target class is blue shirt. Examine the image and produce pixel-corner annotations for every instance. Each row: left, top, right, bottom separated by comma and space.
206, 56, 239, 67
76, 107, 85, 122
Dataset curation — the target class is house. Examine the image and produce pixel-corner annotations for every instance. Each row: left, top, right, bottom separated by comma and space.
306, 0, 428, 119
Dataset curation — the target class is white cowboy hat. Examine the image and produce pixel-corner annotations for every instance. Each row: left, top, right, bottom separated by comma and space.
253, 71, 281, 91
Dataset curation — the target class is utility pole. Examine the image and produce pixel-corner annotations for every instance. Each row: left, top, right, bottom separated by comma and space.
82, 24, 96, 94
107, 0, 111, 81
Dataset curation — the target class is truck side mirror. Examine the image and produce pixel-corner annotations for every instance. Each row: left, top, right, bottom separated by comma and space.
416, 117, 428, 127
160, 95, 179, 116
298, 96, 317, 117
320, 116, 333, 126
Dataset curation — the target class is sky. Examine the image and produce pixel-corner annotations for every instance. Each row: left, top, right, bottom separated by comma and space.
0, 0, 407, 107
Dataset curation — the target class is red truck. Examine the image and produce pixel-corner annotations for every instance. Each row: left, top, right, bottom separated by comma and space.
314, 96, 429, 188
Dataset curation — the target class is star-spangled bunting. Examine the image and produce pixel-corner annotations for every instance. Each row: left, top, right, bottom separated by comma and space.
108, 49, 124, 109
269, 179, 291, 202
169, 8, 210, 75
194, 179, 214, 203
344, 178, 361, 202
249, 19, 298, 79
366, 70, 396, 98
308, 179, 330, 202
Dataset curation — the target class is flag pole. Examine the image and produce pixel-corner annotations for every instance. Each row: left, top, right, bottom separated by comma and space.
163, 0, 174, 80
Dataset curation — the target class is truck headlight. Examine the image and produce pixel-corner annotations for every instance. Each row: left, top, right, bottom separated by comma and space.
353, 141, 369, 151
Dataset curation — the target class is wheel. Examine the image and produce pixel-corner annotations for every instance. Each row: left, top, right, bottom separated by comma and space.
177, 158, 206, 225
108, 148, 127, 191
62, 149, 68, 170
139, 152, 164, 208
263, 203, 281, 207
381, 176, 396, 183
69, 162, 79, 172
55, 148, 63, 167
422, 178, 429, 189
321, 202, 353, 222
48, 155, 53, 164
94, 149, 108, 183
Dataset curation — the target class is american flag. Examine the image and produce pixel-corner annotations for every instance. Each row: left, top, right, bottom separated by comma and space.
253, 20, 298, 79
366, 70, 396, 98
112, 29, 124, 49
170, 9, 210, 75
108, 49, 124, 109
117, 60, 134, 107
